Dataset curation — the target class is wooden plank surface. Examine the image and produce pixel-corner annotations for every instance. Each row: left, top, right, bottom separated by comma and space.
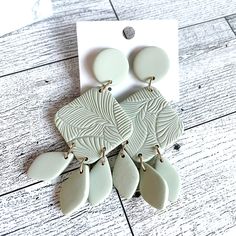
0, 57, 80, 195
110, 0, 236, 28
226, 14, 236, 34
0, 0, 116, 77
1, 1, 236, 235
0, 174, 132, 236
174, 18, 236, 128
120, 112, 236, 236
1, 19, 236, 196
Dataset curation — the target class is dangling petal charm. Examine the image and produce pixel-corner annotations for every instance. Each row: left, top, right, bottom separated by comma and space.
113, 150, 139, 199
60, 165, 89, 215
27, 152, 74, 181
155, 157, 181, 202
89, 156, 112, 205
140, 161, 169, 209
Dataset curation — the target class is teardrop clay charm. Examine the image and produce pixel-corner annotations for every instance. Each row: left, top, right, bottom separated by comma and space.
27, 152, 73, 181
140, 162, 169, 209
89, 157, 112, 205
155, 157, 180, 202
113, 151, 139, 199
60, 165, 89, 215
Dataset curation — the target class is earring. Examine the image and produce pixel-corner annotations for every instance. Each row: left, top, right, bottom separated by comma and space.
113, 46, 183, 209
28, 48, 133, 215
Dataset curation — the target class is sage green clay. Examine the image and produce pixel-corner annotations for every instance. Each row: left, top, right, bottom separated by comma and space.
93, 48, 129, 85
27, 152, 73, 181
121, 87, 184, 162
113, 151, 139, 199
133, 46, 170, 82
140, 162, 169, 209
60, 165, 89, 215
89, 157, 113, 205
55, 88, 133, 164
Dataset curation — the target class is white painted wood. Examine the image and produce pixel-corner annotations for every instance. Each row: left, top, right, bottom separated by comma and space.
176, 19, 236, 128
178, 19, 235, 62
110, 0, 236, 27
0, 0, 116, 77
120, 113, 236, 236
0, 19, 236, 195
0, 57, 80, 195
226, 14, 236, 34
0, 172, 132, 236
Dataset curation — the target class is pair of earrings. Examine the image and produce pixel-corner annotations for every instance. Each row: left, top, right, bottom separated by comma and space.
27, 46, 183, 215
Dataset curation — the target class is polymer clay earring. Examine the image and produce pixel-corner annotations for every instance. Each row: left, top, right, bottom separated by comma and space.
113, 46, 183, 209
28, 48, 133, 215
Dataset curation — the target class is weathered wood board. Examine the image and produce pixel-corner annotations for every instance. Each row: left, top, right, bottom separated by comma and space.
0, 175, 132, 236
0, 0, 116, 77
110, 0, 236, 28
120, 112, 236, 236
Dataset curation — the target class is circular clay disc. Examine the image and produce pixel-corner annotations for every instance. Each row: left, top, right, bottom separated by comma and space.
93, 48, 129, 85
133, 47, 170, 82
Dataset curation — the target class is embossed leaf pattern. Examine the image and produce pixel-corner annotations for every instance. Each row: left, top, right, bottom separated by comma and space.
121, 87, 183, 161
55, 88, 133, 163
156, 105, 184, 149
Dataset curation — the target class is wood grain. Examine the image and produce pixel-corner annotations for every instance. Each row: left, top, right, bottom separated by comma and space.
0, 58, 80, 196
1, 19, 236, 196
110, 0, 236, 28
0, 0, 116, 77
176, 19, 236, 128
120, 112, 236, 236
0, 173, 132, 236
178, 19, 235, 62
226, 14, 236, 34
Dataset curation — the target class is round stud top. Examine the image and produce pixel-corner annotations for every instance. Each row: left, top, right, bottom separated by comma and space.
93, 48, 129, 85
133, 46, 170, 82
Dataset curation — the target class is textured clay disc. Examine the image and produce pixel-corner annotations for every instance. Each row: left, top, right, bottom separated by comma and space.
133, 46, 170, 82
93, 48, 129, 85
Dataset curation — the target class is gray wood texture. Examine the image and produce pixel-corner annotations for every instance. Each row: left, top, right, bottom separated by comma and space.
1, 0, 236, 235
176, 18, 236, 129
226, 14, 236, 34
110, 0, 236, 28
0, 175, 131, 236
121, 113, 236, 236
0, 0, 116, 77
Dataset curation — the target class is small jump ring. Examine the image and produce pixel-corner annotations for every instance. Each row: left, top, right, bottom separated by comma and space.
155, 145, 163, 163
64, 142, 75, 159
120, 140, 129, 158
79, 156, 87, 174
148, 76, 155, 92
100, 147, 106, 165
99, 80, 112, 93
138, 153, 146, 171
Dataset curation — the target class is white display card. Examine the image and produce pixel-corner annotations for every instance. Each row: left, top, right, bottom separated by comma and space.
76, 20, 179, 102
